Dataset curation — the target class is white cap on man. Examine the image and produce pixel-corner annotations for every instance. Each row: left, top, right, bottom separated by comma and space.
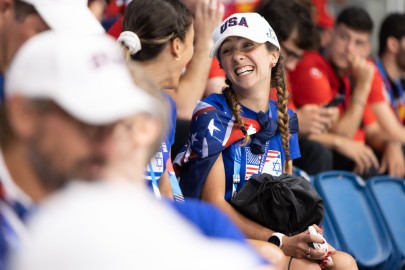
210, 12, 280, 58
21, 0, 104, 34
5, 31, 157, 125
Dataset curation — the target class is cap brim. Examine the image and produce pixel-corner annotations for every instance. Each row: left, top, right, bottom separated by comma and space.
56, 81, 157, 126
209, 34, 269, 58
37, 5, 105, 34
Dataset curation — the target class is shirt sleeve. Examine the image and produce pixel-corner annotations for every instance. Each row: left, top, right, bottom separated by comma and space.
288, 53, 335, 107
367, 63, 385, 104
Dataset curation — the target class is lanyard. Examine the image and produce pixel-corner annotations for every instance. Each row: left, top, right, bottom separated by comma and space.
148, 162, 162, 200
231, 107, 277, 196
148, 161, 185, 202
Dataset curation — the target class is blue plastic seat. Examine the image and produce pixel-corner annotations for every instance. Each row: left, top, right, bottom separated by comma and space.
366, 176, 405, 270
292, 166, 312, 182
313, 171, 394, 269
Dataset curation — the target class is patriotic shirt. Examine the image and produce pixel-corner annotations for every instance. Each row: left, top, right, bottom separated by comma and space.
145, 94, 183, 202
0, 74, 3, 104
375, 59, 405, 125
174, 94, 300, 202
0, 150, 31, 269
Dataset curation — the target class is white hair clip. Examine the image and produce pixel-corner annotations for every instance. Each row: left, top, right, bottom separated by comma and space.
118, 31, 142, 55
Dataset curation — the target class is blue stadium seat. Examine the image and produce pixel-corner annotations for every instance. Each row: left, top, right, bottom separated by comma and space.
366, 176, 405, 270
292, 166, 312, 182
313, 171, 394, 269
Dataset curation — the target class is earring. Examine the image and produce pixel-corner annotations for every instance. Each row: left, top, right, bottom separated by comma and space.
175, 56, 181, 61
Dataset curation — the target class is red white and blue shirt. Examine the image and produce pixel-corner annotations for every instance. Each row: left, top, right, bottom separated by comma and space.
375, 58, 405, 125
145, 94, 184, 202
174, 94, 300, 201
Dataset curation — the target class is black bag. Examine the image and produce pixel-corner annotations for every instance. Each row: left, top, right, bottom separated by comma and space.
231, 173, 324, 236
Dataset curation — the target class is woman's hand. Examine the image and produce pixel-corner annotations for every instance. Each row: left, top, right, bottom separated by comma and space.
281, 225, 328, 261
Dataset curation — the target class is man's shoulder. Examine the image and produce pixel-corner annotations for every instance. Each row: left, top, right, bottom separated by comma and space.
299, 51, 328, 67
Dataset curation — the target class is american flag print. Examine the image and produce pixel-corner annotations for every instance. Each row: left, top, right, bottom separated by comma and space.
245, 147, 261, 180
245, 149, 282, 180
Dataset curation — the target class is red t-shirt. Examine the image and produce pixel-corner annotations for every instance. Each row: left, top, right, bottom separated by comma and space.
208, 57, 225, 79
107, 16, 123, 39
288, 51, 385, 141
269, 73, 297, 111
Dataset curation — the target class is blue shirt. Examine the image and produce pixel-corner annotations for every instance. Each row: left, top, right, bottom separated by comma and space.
145, 95, 176, 185
168, 198, 267, 265
175, 94, 300, 201
375, 58, 405, 124
0, 74, 4, 104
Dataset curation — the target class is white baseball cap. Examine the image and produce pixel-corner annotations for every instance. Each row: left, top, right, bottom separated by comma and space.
5, 31, 158, 125
21, 0, 104, 34
210, 12, 280, 58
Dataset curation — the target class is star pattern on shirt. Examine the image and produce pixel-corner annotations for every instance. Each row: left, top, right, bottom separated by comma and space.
191, 133, 198, 145
247, 124, 256, 135
207, 119, 220, 136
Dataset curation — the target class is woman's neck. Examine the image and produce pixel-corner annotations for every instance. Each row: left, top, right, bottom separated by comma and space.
233, 83, 271, 113
141, 58, 173, 89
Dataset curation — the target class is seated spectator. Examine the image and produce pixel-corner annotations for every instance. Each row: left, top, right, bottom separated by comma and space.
128, 61, 284, 269
175, 12, 357, 269
375, 13, 405, 126
0, 0, 104, 265
289, 6, 405, 177
5, 31, 267, 270
311, 0, 336, 48
0, 0, 104, 73
256, 0, 339, 175
118, 0, 195, 201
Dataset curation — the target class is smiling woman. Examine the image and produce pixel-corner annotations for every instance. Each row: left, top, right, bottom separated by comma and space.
174, 11, 358, 270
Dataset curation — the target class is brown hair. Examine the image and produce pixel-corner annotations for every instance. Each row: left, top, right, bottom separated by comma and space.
120, 0, 193, 62
14, 0, 39, 22
0, 0, 39, 148
221, 42, 291, 173
0, 104, 13, 148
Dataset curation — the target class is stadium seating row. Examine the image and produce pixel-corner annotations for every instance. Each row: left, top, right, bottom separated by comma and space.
312, 171, 405, 270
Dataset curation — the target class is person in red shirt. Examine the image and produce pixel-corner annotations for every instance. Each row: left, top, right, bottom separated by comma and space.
289, 6, 405, 177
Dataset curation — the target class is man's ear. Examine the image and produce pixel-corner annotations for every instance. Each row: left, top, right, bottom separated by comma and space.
170, 37, 182, 60
386, 36, 399, 54
0, 0, 12, 13
6, 96, 39, 140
